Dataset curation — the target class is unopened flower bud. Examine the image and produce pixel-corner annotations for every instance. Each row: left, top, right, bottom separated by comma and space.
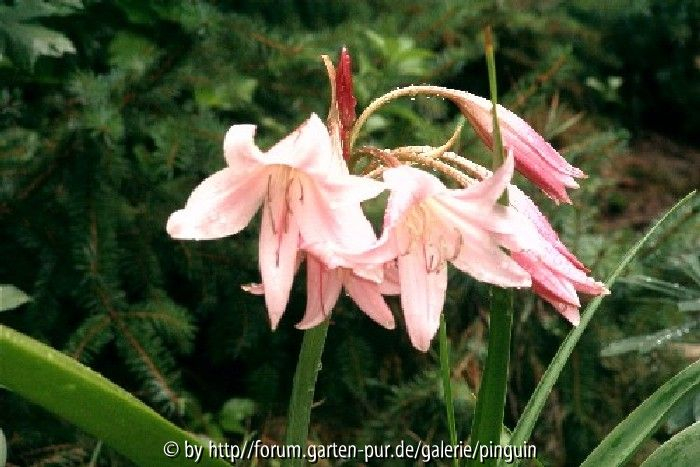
336, 46, 357, 159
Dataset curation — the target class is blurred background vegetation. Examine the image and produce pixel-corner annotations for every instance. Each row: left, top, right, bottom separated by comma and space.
0, 0, 698, 465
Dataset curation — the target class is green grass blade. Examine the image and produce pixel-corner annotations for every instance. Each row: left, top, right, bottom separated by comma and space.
0, 325, 230, 467
438, 315, 459, 467
581, 360, 700, 467
509, 191, 697, 452
640, 420, 700, 467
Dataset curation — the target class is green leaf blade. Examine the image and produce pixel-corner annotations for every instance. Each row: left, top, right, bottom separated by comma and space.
641, 421, 700, 467
581, 359, 700, 467
0, 325, 230, 467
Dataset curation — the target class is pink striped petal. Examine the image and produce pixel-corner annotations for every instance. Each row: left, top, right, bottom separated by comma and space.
296, 255, 343, 330
265, 114, 342, 179
259, 200, 301, 329
512, 251, 580, 308
379, 261, 401, 295
453, 148, 515, 205
396, 225, 447, 352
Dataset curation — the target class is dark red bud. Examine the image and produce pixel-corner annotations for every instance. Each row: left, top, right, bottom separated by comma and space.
336, 46, 357, 129
336, 47, 356, 160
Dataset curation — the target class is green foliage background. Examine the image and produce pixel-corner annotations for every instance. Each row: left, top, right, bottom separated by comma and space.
0, 0, 698, 465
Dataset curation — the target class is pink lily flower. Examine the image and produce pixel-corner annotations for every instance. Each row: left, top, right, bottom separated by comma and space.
505, 186, 608, 325
275, 47, 395, 331
167, 114, 384, 329
442, 89, 585, 203
352, 152, 531, 351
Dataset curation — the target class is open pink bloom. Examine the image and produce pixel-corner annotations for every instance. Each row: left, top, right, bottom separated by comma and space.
167, 114, 384, 328
352, 153, 531, 351
504, 186, 608, 325
445, 89, 585, 204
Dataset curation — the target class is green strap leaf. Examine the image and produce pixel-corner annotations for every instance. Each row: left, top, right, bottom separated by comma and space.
581, 359, 700, 467
0, 325, 230, 467
509, 191, 697, 456
640, 420, 700, 467
438, 315, 458, 467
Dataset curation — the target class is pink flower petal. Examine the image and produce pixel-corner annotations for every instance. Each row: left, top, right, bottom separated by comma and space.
453, 148, 515, 205
508, 185, 588, 271
383, 166, 446, 209
259, 200, 301, 329
379, 261, 401, 295
223, 124, 265, 170
296, 255, 343, 330
512, 250, 580, 307
292, 178, 383, 283
344, 273, 396, 329
345, 165, 445, 266
533, 282, 581, 326
319, 175, 386, 207
166, 167, 267, 240
265, 114, 342, 179
439, 152, 522, 235
449, 219, 531, 288
396, 225, 447, 352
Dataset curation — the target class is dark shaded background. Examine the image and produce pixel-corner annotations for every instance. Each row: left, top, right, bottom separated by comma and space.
1, 1, 698, 465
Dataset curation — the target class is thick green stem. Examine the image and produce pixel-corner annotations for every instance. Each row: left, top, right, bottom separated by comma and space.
468, 27, 514, 467
284, 321, 330, 467
469, 289, 513, 467
438, 315, 459, 467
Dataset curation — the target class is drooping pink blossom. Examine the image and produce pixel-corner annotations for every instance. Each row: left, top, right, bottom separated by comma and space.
504, 186, 608, 325
351, 152, 531, 351
440, 88, 585, 204
167, 114, 384, 328
443, 153, 607, 325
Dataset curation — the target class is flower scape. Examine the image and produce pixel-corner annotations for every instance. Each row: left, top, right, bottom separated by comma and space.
166, 49, 608, 351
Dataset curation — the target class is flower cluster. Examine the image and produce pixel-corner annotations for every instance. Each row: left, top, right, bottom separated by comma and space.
167, 49, 607, 351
